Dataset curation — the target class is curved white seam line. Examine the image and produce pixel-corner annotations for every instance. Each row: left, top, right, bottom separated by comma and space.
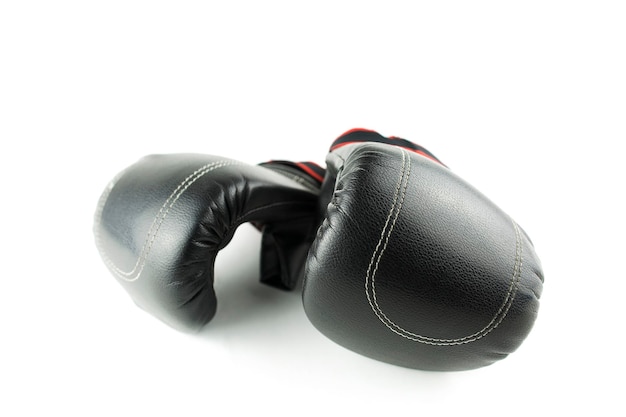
365, 149, 523, 345
370, 150, 412, 327
373, 223, 522, 345
365, 149, 407, 314
98, 160, 241, 282
374, 221, 522, 345
106, 160, 225, 276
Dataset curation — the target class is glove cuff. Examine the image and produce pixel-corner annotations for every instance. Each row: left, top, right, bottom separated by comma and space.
331, 128, 445, 166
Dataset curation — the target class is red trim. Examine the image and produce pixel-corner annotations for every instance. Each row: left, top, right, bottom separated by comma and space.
331, 140, 441, 164
302, 161, 324, 170
335, 128, 376, 139
296, 162, 324, 183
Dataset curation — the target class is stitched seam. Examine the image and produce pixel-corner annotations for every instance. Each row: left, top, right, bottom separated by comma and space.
364, 148, 523, 345
365, 149, 408, 326
370, 150, 412, 330
96, 160, 242, 282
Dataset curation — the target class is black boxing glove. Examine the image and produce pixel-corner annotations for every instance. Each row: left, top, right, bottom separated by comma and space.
94, 154, 323, 332
303, 129, 544, 371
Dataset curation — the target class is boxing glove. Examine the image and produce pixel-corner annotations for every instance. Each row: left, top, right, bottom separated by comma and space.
303, 129, 544, 371
94, 154, 323, 332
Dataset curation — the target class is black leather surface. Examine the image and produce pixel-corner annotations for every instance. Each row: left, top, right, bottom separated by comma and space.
259, 162, 324, 290
94, 154, 319, 332
303, 139, 544, 371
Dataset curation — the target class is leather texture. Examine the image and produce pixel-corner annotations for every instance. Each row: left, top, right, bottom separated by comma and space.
303, 131, 544, 371
94, 154, 319, 332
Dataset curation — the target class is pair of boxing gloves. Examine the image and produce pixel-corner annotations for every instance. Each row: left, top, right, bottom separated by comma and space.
94, 129, 543, 371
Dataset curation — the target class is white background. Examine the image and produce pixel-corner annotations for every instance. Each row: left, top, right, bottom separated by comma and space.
1, 1, 624, 415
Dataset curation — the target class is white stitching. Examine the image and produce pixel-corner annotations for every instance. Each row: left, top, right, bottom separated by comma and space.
370, 150, 412, 328
364, 148, 523, 345
95, 160, 242, 282
365, 149, 408, 322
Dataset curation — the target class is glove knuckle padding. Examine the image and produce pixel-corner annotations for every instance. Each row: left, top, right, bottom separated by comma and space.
95, 154, 318, 332
303, 142, 543, 371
